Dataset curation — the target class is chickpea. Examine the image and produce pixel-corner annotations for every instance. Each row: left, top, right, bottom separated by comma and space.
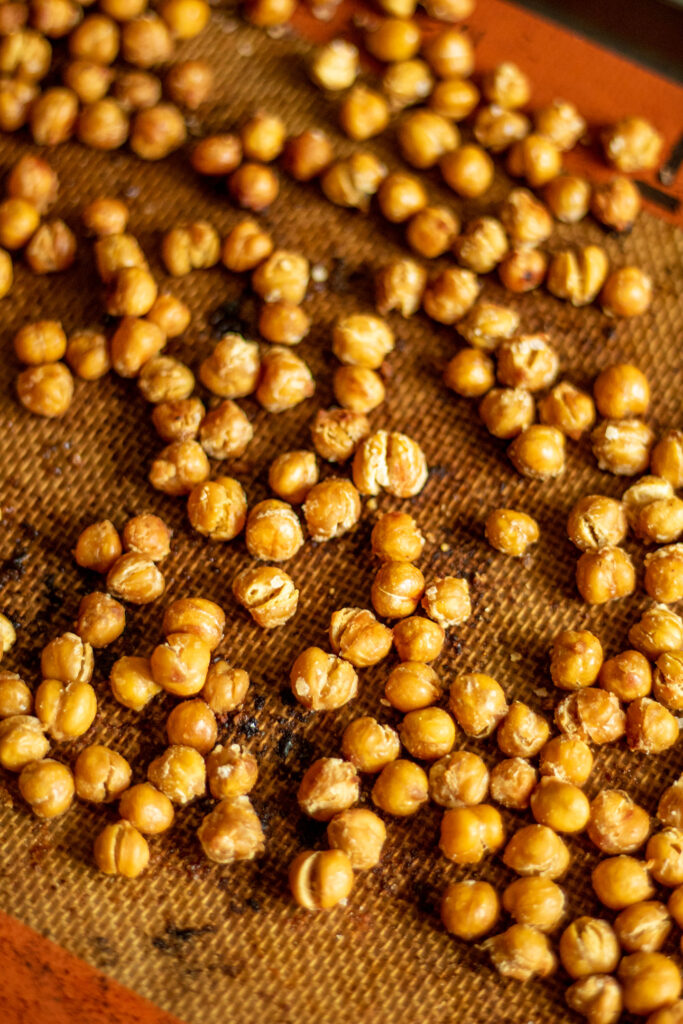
670, 888, 683, 929
340, 716, 399, 774
339, 84, 389, 141
259, 301, 310, 346
201, 661, 249, 715
371, 513, 423, 564
198, 401, 252, 462
150, 632, 210, 698
591, 418, 654, 475
509, 424, 565, 480
106, 264, 160, 318
35, 678, 97, 741
0, 28, 51, 80
94, 820, 149, 877
500, 187, 553, 248
290, 647, 358, 711
149, 440, 210, 497
74, 745, 131, 803
199, 794, 265, 863
423, 0, 474, 18
618, 953, 682, 1016
503, 824, 570, 878
110, 655, 160, 710
371, 563, 424, 622
119, 781, 174, 835
490, 757, 537, 810
0, 672, 32, 718
591, 855, 655, 911
162, 598, 224, 650
0, 77, 37, 132
508, 133, 562, 187
547, 245, 610, 306
421, 576, 470, 630
653, 651, 683, 711
95, 233, 147, 285
474, 105, 530, 152
549, 630, 603, 692
7, 155, 57, 215
110, 317, 165, 379
560, 917, 620, 979
245, 0, 295, 26
544, 174, 591, 224
599, 650, 652, 702
0, 197, 39, 250
205, 743, 257, 801
161, 221, 220, 277
556, 687, 626, 746
130, 103, 186, 160
166, 700, 216, 754
646, 1003, 683, 1024
429, 750, 488, 808
479, 387, 534, 439
497, 333, 559, 392
266, 450, 317, 505
297, 758, 360, 822
587, 789, 650, 854
636, 497, 683, 546
567, 495, 627, 552
628, 476, 681, 525
502, 877, 566, 933
658, 778, 683, 829
200, 333, 260, 399
40, 632, 93, 685
238, 111, 284, 165
147, 744, 206, 806
303, 477, 361, 542
429, 77, 478, 120
393, 616, 444, 662
364, 16, 419, 62
603, 116, 663, 172
0, 616, 16, 657
13, 320, 66, 367
375, 258, 427, 318
233, 564, 298, 630
482, 61, 530, 109
330, 608, 392, 668
327, 808, 385, 871
310, 409, 369, 464
121, 514, 171, 564
16, 363, 74, 418
485, 924, 557, 981
187, 476, 247, 541
377, 171, 428, 223
457, 304, 517, 353
113, 69, 162, 112
529, 777, 590, 835
243, 498, 302, 560
19, 759, 73, 818
538, 381, 596, 440
0, 248, 12, 298
422, 28, 474, 78
137, 356, 193, 405
627, 697, 679, 754
602, 265, 653, 317
499, 247, 548, 292
399, 707, 455, 760
152, 397, 204, 443
444, 348, 494, 398
310, 39, 359, 91
454, 217, 508, 275
0, 715, 49, 771
333, 367, 385, 417
614, 901, 671, 954
165, 60, 212, 110
406, 205, 459, 260
76, 591, 125, 648
423, 266, 481, 324
69, 13, 119, 63
497, 701, 549, 760
591, 176, 641, 232
440, 144, 494, 199
121, 14, 172, 67
652, 431, 683, 488
145, 295, 190, 339
385, 661, 441, 712
161, 0, 209, 38
189, 135, 241, 178
593, 364, 650, 421
252, 250, 309, 305
644, 545, 683, 604
289, 849, 353, 910
397, 109, 458, 170
382, 58, 434, 111
441, 880, 499, 941
321, 153, 388, 212
449, 672, 508, 737
372, 758, 428, 816
77, 97, 129, 151
283, 129, 333, 181
332, 314, 394, 369
65, 329, 110, 381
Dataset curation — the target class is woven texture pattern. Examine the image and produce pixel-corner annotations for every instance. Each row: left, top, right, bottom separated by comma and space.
0, 10, 682, 1024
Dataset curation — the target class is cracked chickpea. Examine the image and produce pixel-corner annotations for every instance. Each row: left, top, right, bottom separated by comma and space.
382, 59, 434, 111
290, 647, 358, 711
509, 425, 566, 480
330, 608, 392, 667
151, 632, 210, 697
375, 258, 427, 317
122, 514, 171, 563
449, 672, 508, 737
321, 152, 387, 212
0, 79, 37, 133
498, 702, 549, 758
339, 84, 389, 141
653, 651, 683, 710
635, 497, 683, 545
644, 545, 683, 604
592, 176, 641, 232
110, 656, 160, 711
113, 70, 162, 113
630, 605, 683, 659
397, 109, 458, 169
161, 599, 223, 645
341, 717, 399, 774
245, 499, 303, 561
161, 221, 219, 276
626, 697, 679, 754
378, 171, 427, 222
659, 778, 683, 828
0, 716, 49, 771
442, 880, 500, 942
198, 795, 264, 864
371, 561, 424, 619
421, 576, 470, 629
147, 744, 206, 805
206, 744, 257, 800
35, 678, 97, 741
327, 808, 386, 871
138, 357, 194, 404
187, 477, 247, 542
200, 334, 260, 399
440, 804, 504, 865
253, 250, 309, 305
556, 687, 626, 743
454, 216, 508, 274
587, 789, 650, 854
490, 758, 537, 810
508, 133, 562, 187
201, 661, 249, 715
538, 381, 596, 440
423, 266, 480, 324
591, 419, 654, 476
457, 302, 519, 352
199, 401, 252, 461
310, 409, 369, 463
503, 824, 570, 879
259, 301, 310, 345
602, 116, 663, 172
429, 750, 488, 808
95, 234, 147, 284
289, 849, 353, 911
479, 387, 534, 439
0, 672, 32, 718
535, 98, 586, 150
298, 758, 359, 822
503, 877, 566, 933
483, 61, 530, 109
547, 245, 609, 306
66, 329, 110, 380
152, 398, 205, 443
486, 925, 557, 981
94, 821, 149, 878
150, 440, 209, 496
474, 105, 530, 152
406, 205, 459, 259
560, 917, 620, 979
233, 564, 299, 629
221, 220, 272, 273
332, 314, 394, 369
647, 828, 683, 887
76, 592, 125, 648
385, 661, 441, 712
497, 334, 558, 391
26, 219, 75, 275
167, 700, 216, 754
74, 745, 131, 803
17, 363, 74, 418
303, 478, 361, 542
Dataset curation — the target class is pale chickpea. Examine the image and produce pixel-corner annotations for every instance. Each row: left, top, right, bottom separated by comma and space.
615, 901, 672, 954
602, 117, 663, 173
483, 61, 530, 109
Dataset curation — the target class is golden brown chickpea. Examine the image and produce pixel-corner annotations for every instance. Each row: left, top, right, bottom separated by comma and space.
253, 250, 309, 305
16, 363, 74, 418
400, 707, 456, 760
0, 197, 39, 250
146, 295, 190, 339
94, 820, 149, 877
603, 116, 663, 172
150, 440, 210, 497
152, 398, 205, 443
310, 38, 358, 91
535, 98, 585, 151
35, 677, 97, 741
268, 450, 318, 506
0, 28, 51, 80
0, 616, 16, 658
371, 513, 424, 564
77, 97, 129, 150
310, 409, 369, 464
652, 431, 683, 488
375, 257, 427, 318
397, 109, 458, 170
440, 804, 505, 864
421, 576, 470, 630
130, 102, 186, 161
36, 638, 81, 693
332, 313, 394, 369
25, 218, 76, 274
329, 608, 392, 667
147, 744, 206, 805
0, 247, 12, 298
615, 901, 672, 954
474, 105, 530, 152
166, 699, 216, 754
187, 476, 247, 543
290, 647, 358, 711
500, 187, 553, 247
484, 508, 539, 558
556, 686, 626, 744
113, 68, 161, 111
598, 650, 651, 702
161, 221, 219, 277
0, 715, 49, 771
592, 855, 655, 910
653, 651, 683, 710
444, 348, 494, 398
646, 1003, 683, 1024
449, 672, 508, 737
95, 233, 147, 284
233, 564, 299, 629
76, 592, 125, 648
150, 632, 210, 698
422, 27, 473, 77
69, 13, 119, 63
303, 477, 361, 542
121, 14, 172, 67
74, 745, 131, 803
138, 356, 194, 404
201, 661, 249, 716
592, 419, 654, 476
538, 381, 596, 440
189, 134, 241, 177
341, 716, 400, 774
339, 84, 390, 141
282, 129, 333, 182
33, 0, 80, 36
454, 216, 508, 274
530, 776, 590, 834
377, 171, 428, 223
626, 697, 679, 754
372, 758, 429, 817
658, 778, 683, 828
166, 598, 225, 657
122, 514, 171, 564
429, 750, 488, 808
560, 917, 620, 979
619, 953, 682, 1017
498, 702, 550, 758
14, 320, 66, 366
479, 387, 535, 439
321, 153, 388, 212
483, 61, 530, 109
109, 655, 160, 711
258, 301, 310, 346
100, 0, 146, 21
198, 401, 252, 461
240, 111, 285, 164
205, 743, 257, 801
644, 545, 683, 604
547, 245, 609, 307
65, 329, 110, 381
198, 794, 264, 863
594, 363, 650, 419
490, 757, 537, 810
244, 499, 303, 561
406, 205, 459, 260
371, 561, 425, 619
503, 824, 570, 879
441, 880, 500, 941
0, 672, 32, 719
110, 317, 165, 379
298, 757, 360, 822
440, 144, 494, 199
497, 333, 559, 391
567, 495, 628, 553
636, 497, 683, 545
429, 77, 478, 120
19, 759, 74, 818
503, 877, 566, 933
365, 16, 420, 62
161, 0, 209, 38
423, 266, 481, 324
550, 630, 603, 692
602, 265, 653, 317
327, 808, 386, 871
592, 176, 641, 232
7, 155, 57, 215
508, 133, 562, 187
509, 424, 565, 480
499, 247, 548, 292
587, 789, 650, 854
200, 333, 261, 399
670, 888, 683, 929
244, 0, 295, 25
0, 78, 37, 133
165, 60, 212, 111
486, 925, 557, 981
385, 661, 441, 712
456, 303, 518, 353
544, 174, 591, 224
119, 781, 174, 835
289, 848, 353, 910
382, 58, 434, 111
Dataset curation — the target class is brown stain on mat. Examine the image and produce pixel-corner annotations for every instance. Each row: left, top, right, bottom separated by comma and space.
0, 1, 682, 1023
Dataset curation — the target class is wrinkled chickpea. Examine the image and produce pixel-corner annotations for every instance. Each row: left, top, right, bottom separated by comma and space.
635, 497, 683, 545
500, 187, 553, 247
105, 266, 157, 317
95, 233, 147, 284
205, 743, 257, 801
167, 699, 217, 754
152, 397, 205, 443
334, 365, 386, 414
310, 409, 369, 464
333, 314, 394, 369
429, 750, 489, 808
398, 109, 458, 170
138, 356, 194, 404
602, 116, 663, 172
486, 924, 557, 981
591, 176, 641, 232
106, 552, 165, 604
200, 334, 260, 399
290, 647, 358, 711
283, 129, 333, 181
567, 495, 627, 552
454, 216, 508, 274
382, 58, 434, 111
378, 171, 428, 223
233, 564, 299, 629
130, 103, 186, 161
330, 608, 392, 668
503, 877, 566, 933
509, 424, 566, 479
74, 745, 131, 803
122, 513, 171, 563
201, 661, 250, 715
198, 795, 264, 864
421, 576, 470, 630
339, 84, 389, 141
341, 716, 400, 774
644, 545, 683, 604
483, 61, 530, 109
618, 953, 682, 1017
14, 320, 67, 366
385, 661, 441, 712
423, 266, 481, 324
151, 632, 210, 698
653, 651, 683, 710
161, 221, 220, 276
547, 245, 609, 306
508, 133, 562, 187
65, 329, 110, 381
615, 901, 672, 954
626, 697, 679, 754
303, 477, 361, 542
503, 824, 570, 879
556, 686, 626, 743
187, 477, 247, 542
77, 98, 129, 151
19, 759, 74, 818
474, 105, 530, 152
0, 79, 37, 133
110, 655, 160, 711
497, 334, 558, 391
289, 849, 353, 911
327, 808, 386, 871
321, 152, 388, 212
298, 757, 360, 822
587, 789, 650, 854
497, 701, 549, 758
449, 672, 508, 737
538, 381, 596, 440
17, 363, 74, 418
0, 715, 49, 771
253, 250, 309, 305
114, 70, 162, 113
199, 401, 252, 461
536, 98, 586, 150
560, 917, 620, 979
479, 387, 535, 439
0, 672, 32, 718
147, 744, 206, 805
244, 499, 302, 560
221, 220, 273, 273
353, 428, 427, 495
35, 677, 97, 741
146, 295, 190, 338
489, 755, 538, 809
0, 29, 51, 80
591, 419, 654, 476
94, 821, 149, 877
658, 778, 683, 828
149, 440, 209, 496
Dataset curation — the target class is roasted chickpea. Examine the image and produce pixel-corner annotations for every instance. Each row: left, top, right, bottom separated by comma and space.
152, 397, 204, 443
591, 176, 641, 232
603, 116, 663, 172
503, 877, 566, 933
490, 757, 537, 810
599, 650, 652, 702
592, 419, 654, 476
161, 221, 219, 277
567, 495, 627, 553
429, 77, 478, 120
76, 592, 125, 648
560, 917, 620, 979
252, 250, 309, 305
121, 14, 172, 67
483, 61, 530, 109
429, 750, 488, 808
321, 153, 388, 212
499, 247, 547, 292
94, 820, 149, 877
0, 197, 39, 249
110, 317, 165, 379
454, 216, 508, 274
162, 598, 224, 651
372, 758, 428, 816
449, 672, 508, 737
385, 661, 441, 712
547, 245, 609, 307
474, 105, 530, 152
422, 27, 473, 78
119, 781, 174, 835
485, 508, 539, 557
626, 697, 679, 754
550, 630, 603, 692
147, 744, 206, 805
397, 109, 458, 170
35, 677, 97, 741
258, 301, 310, 346
19, 759, 73, 818
14, 320, 66, 367
479, 387, 534, 439
364, 16, 420, 63
201, 661, 249, 715
631, 606, 683, 662
166, 700, 216, 754
440, 804, 505, 864
74, 745, 131, 803
508, 133, 562, 187
110, 655, 160, 711
16, 363, 74, 418
327, 808, 386, 871
503, 824, 570, 879
329, 608, 392, 668
377, 171, 427, 223
238, 111, 284, 165
114, 69, 162, 111
266, 450, 317, 505
77, 97, 129, 150
602, 266, 653, 317
423, 266, 481, 324
406, 204, 459, 259
651, 431, 683, 488
200, 333, 260, 399
69, 13, 119, 63
486, 924, 557, 981
497, 701, 550, 758
289, 849, 353, 910
0, 78, 37, 132
530, 777, 590, 834
198, 794, 264, 863
509, 424, 565, 480
297, 757, 359, 821
205, 743, 257, 801
497, 334, 558, 391
587, 789, 650, 854
64, 329, 109, 381
644, 545, 683, 604
382, 58, 434, 111
282, 129, 333, 181
613, 901, 671, 955
198, 401, 252, 461
160, 0, 209, 38
556, 686, 626, 744
165, 59, 212, 110
538, 381, 596, 440
137, 356, 194, 405
444, 348, 494, 398
619, 953, 682, 1017
421, 576, 470, 630
121, 514, 171, 564
592, 855, 655, 911
332, 313, 394, 369
290, 647, 358, 711
653, 651, 683, 711
500, 187, 553, 248
187, 476, 247, 542
189, 134, 241, 177
400, 707, 456, 760
440, 144, 494, 199
150, 632, 210, 698
0, 28, 51, 80
233, 563, 298, 629
310, 409, 369, 464
375, 258, 427, 318
544, 174, 591, 223
339, 84, 389, 141
0, 616, 16, 658
636, 497, 683, 546
394, 619, 443, 672
340, 716, 399, 774
7, 155, 57, 217
0, 672, 32, 718
371, 512, 424, 564
371, 561, 425, 619
303, 477, 361, 542
0, 247, 12, 298
658, 778, 683, 829
242, 498, 303, 560
149, 440, 209, 497
594, 363, 650, 419
0, 715, 49, 771
441, 880, 499, 941
309, 38, 358, 91
130, 103, 186, 160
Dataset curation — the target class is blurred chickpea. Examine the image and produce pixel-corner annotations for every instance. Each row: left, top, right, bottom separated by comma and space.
152, 397, 204, 443
20, 759, 74, 816
110, 655, 160, 711
441, 145, 494, 198
440, 804, 505, 864
0, 715, 49, 771
191, 133, 241, 176
0, 197, 39, 249
0, 78, 37, 132
327, 808, 385, 871
74, 745, 131, 803
95, 233, 147, 284
201, 661, 249, 715
77, 97, 129, 150
442, 880, 500, 941
422, 28, 473, 78
161, 0, 209, 37
406, 205, 458, 259
198, 401, 252, 461
365, 17, 420, 62
253, 250, 309, 305
651, 430, 683, 488
187, 477, 247, 542
474, 105, 530, 153
290, 647, 358, 711
444, 348, 494, 398
7, 155, 57, 216
587, 789, 650, 854
615, 901, 672, 954
375, 258, 427, 318
146, 295, 190, 339
508, 133, 562, 187
259, 301, 310, 346
479, 387, 534, 439
0, 28, 51, 80
385, 661, 441, 712
547, 245, 609, 306
239, 111, 284, 164
65, 329, 110, 381
165, 60, 212, 110
289, 849, 353, 911
602, 265, 653, 317
339, 84, 389, 141
0, 247, 12, 298
14, 320, 65, 366
69, 13, 119, 63
429, 77, 478, 120
332, 314, 394, 369
567, 494, 627, 552
121, 15, 172, 67
310, 39, 358, 91
538, 381, 596, 440
268, 450, 318, 505
449, 672, 508, 737
619, 953, 682, 1016
499, 247, 547, 292
282, 129, 333, 181
382, 58, 434, 111
0, 672, 32, 719
106, 551, 165, 604
149, 440, 209, 496
509, 424, 565, 480
592, 855, 655, 910
130, 103, 186, 160
503, 877, 566, 933
560, 917, 620, 979
500, 187, 553, 247
536, 99, 586, 150
483, 61, 530, 109
303, 477, 361, 542
397, 109, 458, 170
114, 69, 162, 112
199, 334, 260, 399
592, 176, 641, 232
423, 266, 480, 324
603, 116, 663, 172
503, 824, 570, 879
161, 221, 220, 277
110, 313, 163, 373
489, 757, 537, 810
544, 174, 591, 224
17, 363, 74, 418
321, 153, 388, 212
94, 821, 149, 877
35, 677, 97, 741
377, 171, 427, 222
454, 217, 508, 275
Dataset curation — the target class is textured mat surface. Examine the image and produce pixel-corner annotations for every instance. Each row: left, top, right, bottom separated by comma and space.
0, 4, 682, 1023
